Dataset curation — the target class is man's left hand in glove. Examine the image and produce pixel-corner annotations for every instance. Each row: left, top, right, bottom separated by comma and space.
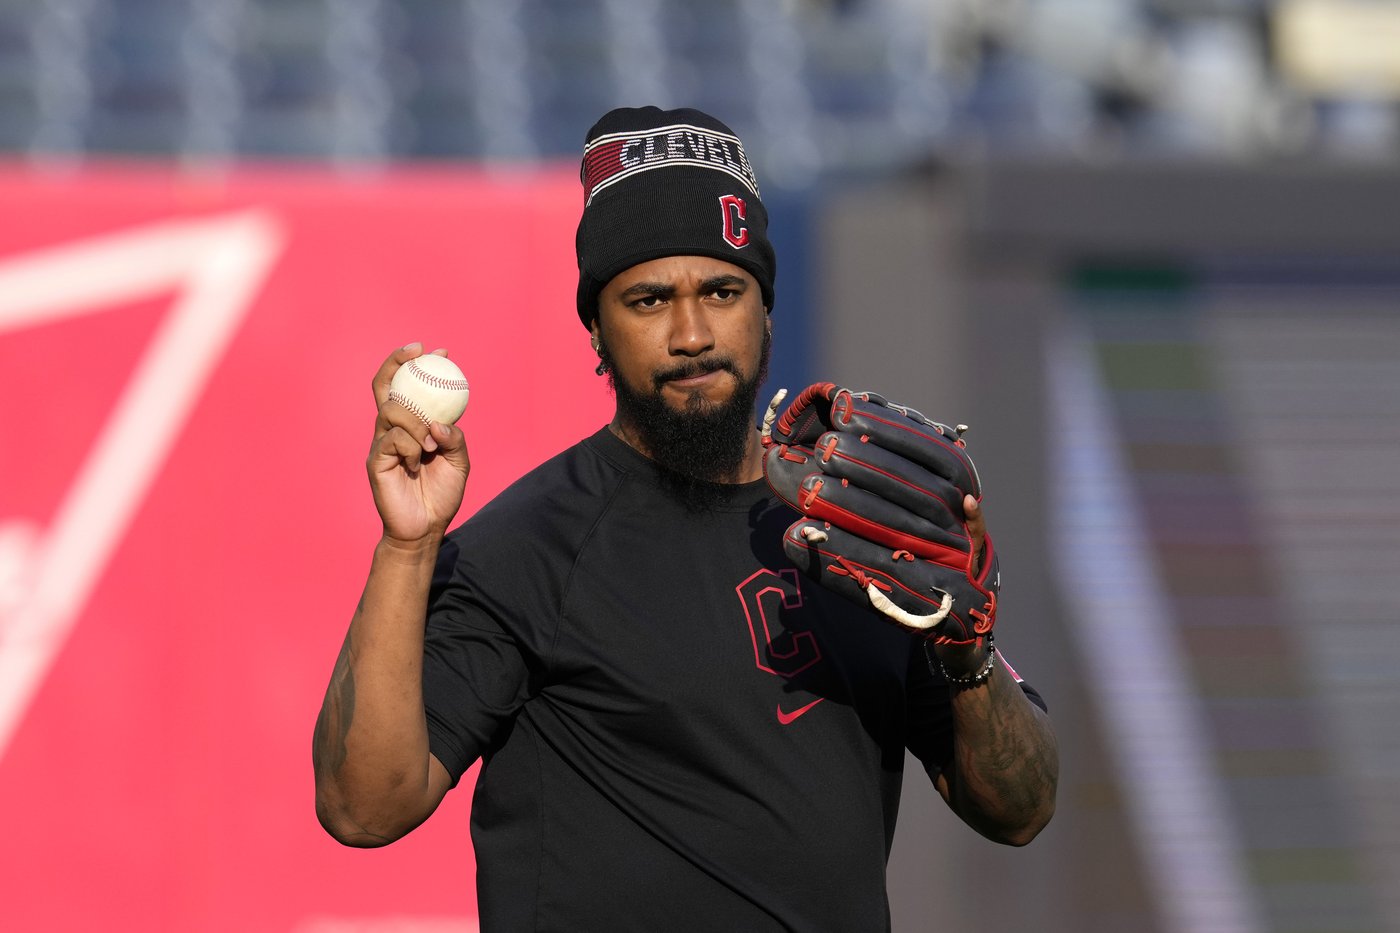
760, 383, 999, 661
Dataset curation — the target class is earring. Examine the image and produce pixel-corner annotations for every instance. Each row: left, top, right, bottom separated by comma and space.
591, 335, 608, 375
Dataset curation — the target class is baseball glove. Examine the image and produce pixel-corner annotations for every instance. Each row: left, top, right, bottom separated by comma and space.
760, 383, 998, 647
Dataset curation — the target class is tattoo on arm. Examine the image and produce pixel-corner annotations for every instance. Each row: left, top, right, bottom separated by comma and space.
313, 634, 357, 777
952, 671, 1059, 838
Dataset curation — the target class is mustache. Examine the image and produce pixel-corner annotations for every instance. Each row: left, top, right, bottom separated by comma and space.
651, 355, 741, 390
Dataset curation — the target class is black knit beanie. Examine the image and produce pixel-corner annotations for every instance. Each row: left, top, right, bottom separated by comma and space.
575, 106, 776, 328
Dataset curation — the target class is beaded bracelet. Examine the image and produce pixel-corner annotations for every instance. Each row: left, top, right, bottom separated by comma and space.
926, 638, 998, 688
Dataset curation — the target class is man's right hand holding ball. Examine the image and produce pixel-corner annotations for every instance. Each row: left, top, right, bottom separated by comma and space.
368, 343, 470, 547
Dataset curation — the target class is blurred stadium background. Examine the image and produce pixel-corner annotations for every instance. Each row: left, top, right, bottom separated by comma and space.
1, 1, 1397, 931
5, 0, 1400, 169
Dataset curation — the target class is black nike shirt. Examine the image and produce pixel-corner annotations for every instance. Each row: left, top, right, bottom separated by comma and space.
422, 427, 1042, 932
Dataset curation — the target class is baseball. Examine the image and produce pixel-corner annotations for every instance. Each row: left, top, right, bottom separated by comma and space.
388, 354, 470, 426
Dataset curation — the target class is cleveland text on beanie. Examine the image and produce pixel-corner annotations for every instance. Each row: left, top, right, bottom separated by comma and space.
574, 106, 777, 328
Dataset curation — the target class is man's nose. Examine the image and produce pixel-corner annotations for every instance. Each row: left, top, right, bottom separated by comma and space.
668, 301, 715, 356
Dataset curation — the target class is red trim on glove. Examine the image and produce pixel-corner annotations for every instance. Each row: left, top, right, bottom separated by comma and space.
775, 382, 837, 438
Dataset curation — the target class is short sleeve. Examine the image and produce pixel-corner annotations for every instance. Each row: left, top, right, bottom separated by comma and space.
421, 535, 538, 786
902, 641, 955, 776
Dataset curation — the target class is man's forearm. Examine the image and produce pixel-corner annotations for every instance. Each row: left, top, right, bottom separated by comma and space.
946, 660, 1059, 845
313, 537, 443, 846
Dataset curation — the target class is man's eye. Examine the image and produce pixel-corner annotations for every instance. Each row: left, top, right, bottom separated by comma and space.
633, 295, 662, 309
711, 289, 735, 301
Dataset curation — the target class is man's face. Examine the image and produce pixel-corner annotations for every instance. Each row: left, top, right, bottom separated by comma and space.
594, 255, 768, 413
593, 255, 770, 484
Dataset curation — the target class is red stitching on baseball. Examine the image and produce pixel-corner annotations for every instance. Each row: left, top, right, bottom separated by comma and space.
407, 359, 469, 390
388, 390, 433, 425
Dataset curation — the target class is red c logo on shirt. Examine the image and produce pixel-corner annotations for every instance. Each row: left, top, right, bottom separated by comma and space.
735, 568, 820, 677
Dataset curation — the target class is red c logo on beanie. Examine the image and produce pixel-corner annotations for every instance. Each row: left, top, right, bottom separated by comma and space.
720, 194, 750, 249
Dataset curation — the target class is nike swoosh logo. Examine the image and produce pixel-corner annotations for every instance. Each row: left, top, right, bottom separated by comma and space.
776, 698, 824, 725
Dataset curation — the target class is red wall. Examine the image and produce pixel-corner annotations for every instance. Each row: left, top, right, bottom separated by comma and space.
0, 165, 612, 931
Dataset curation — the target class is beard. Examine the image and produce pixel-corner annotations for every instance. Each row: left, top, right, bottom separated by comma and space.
600, 326, 771, 506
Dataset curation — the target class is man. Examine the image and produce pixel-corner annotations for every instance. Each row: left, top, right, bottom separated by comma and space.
313, 107, 1058, 931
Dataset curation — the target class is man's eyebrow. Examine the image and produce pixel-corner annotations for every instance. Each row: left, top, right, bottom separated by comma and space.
699, 274, 747, 291
618, 274, 747, 299
619, 281, 675, 299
